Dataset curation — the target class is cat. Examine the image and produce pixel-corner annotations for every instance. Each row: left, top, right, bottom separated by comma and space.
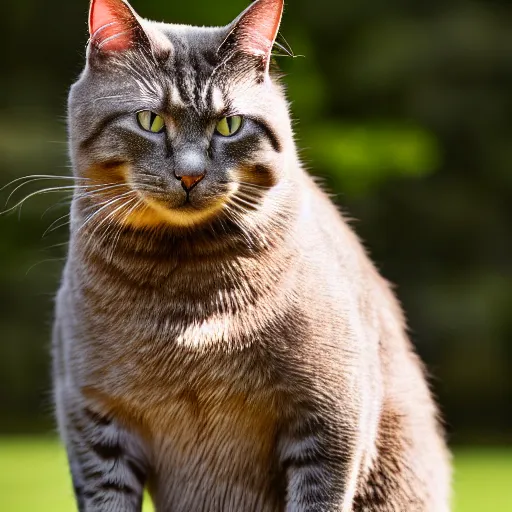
53, 0, 452, 510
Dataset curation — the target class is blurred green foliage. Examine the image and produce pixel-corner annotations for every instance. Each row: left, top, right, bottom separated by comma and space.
0, 0, 511, 442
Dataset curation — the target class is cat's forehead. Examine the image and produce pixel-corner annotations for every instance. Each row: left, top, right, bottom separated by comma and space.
76, 21, 279, 121
139, 23, 233, 111
156, 24, 228, 49
152, 23, 228, 70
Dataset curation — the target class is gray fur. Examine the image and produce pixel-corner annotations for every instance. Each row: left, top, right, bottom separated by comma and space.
54, 1, 451, 511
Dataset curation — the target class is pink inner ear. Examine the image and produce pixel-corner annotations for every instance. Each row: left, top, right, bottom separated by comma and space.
251, 3, 282, 45
89, 0, 136, 52
237, 0, 284, 57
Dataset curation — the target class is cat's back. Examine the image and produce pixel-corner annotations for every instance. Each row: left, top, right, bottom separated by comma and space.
293, 174, 392, 327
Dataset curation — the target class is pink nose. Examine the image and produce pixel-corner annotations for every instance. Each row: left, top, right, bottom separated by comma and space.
179, 173, 205, 192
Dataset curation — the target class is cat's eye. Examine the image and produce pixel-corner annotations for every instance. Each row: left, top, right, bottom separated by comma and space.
215, 116, 243, 137
137, 110, 166, 133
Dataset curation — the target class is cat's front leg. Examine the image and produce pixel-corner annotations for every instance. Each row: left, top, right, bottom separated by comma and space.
55, 385, 147, 511
279, 406, 368, 512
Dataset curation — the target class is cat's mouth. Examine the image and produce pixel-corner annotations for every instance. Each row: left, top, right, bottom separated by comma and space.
120, 166, 242, 229
82, 162, 257, 230
79, 162, 227, 230
122, 188, 228, 229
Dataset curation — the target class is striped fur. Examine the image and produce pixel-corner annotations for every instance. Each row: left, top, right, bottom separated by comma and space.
54, 1, 452, 510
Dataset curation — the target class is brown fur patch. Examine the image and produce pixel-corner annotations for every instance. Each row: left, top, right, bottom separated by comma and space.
85, 161, 128, 187
237, 164, 277, 189
82, 383, 281, 500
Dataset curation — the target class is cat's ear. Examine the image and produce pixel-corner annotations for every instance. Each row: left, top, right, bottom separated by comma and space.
221, 0, 284, 74
88, 0, 149, 54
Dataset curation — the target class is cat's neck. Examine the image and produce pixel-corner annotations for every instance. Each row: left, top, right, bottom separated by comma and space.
68, 184, 302, 315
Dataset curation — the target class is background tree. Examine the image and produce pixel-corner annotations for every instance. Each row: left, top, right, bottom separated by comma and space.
0, 0, 511, 442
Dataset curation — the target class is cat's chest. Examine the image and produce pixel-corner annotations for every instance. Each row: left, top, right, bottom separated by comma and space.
80, 297, 283, 436
85, 367, 284, 512
77, 273, 287, 399
80, 272, 270, 353
72, 266, 295, 510
146, 389, 284, 512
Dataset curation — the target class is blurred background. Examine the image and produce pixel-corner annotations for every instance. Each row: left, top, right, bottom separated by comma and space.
0, 0, 511, 510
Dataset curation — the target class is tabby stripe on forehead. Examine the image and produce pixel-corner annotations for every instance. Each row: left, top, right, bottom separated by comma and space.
171, 52, 196, 107
204, 85, 214, 110
175, 72, 193, 106
191, 54, 203, 108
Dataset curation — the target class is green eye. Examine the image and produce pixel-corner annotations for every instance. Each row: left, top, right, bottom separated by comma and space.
137, 110, 165, 133
215, 116, 243, 137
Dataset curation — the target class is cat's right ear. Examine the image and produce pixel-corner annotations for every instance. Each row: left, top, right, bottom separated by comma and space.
88, 0, 150, 58
219, 0, 284, 76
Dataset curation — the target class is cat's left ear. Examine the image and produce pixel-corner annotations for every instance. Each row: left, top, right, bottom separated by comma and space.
88, 0, 171, 66
88, 0, 148, 54
221, 0, 284, 74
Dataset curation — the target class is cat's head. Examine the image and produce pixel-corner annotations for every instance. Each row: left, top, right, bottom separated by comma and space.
69, 0, 297, 237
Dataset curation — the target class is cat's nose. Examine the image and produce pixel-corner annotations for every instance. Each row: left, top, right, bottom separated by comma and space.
173, 147, 207, 192
177, 172, 206, 192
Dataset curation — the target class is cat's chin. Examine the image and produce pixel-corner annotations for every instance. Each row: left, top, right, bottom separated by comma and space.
122, 194, 227, 229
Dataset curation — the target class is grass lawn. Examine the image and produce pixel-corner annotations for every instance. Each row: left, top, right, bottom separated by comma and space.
1, 438, 511, 511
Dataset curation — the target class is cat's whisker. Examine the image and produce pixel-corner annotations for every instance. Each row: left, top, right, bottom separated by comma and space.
136, 172, 163, 182
237, 183, 268, 194
43, 213, 72, 238
102, 197, 142, 255
134, 183, 160, 191
227, 209, 255, 236
76, 191, 136, 240
210, 215, 229, 239
25, 258, 66, 277
96, 206, 127, 252
45, 221, 72, 237
237, 181, 271, 191
82, 195, 138, 256
79, 191, 134, 216
41, 195, 74, 218
130, 178, 162, 191
227, 199, 264, 230
223, 201, 260, 248
0, 174, 89, 195
107, 198, 144, 262
235, 190, 265, 204
231, 195, 260, 211
73, 183, 131, 202
78, 190, 136, 229
38, 184, 131, 224
0, 175, 88, 200
3, 179, 124, 212
1, 186, 96, 217
44, 241, 69, 251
